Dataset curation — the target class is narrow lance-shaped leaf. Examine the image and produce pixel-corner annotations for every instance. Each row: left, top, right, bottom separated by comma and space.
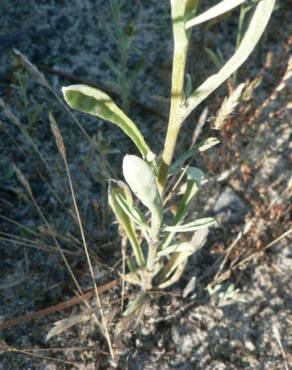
173, 167, 204, 223
162, 252, 191, 279
62, 84, 154, 161
186, 0, 247, 29
115, 192, 150, 243
204, 47, 223, 70
115, 193, 149, 229
108, 180, 145, 267
171, 138, 220, 173
158, 246, 194, 288
182, 0, 276, 121
160, 167, 205, 251
158, 241, 197, 257
158, 256, 188, 289
164, 217, 216, 232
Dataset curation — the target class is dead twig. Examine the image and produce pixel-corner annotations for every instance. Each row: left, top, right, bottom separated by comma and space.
0, 279, 119, 331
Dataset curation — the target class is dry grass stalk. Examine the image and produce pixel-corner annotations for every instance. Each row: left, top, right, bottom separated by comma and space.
13, 165, 84, 299
248, 55, 292, 125
49, 115, 117, 366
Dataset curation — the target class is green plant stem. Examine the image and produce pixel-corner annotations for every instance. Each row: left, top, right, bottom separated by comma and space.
157, 1, 190, 193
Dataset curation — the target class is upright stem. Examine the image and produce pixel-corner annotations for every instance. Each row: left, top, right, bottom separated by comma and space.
157, 0, 190, 193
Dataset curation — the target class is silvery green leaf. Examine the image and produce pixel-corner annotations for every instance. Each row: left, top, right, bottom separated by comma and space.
164, 217, 216, 232
186, 0, 247, 29
198, 137, 220, 152
158, 258, 188, 289
115, 193, 150, 242
158, 242, 196, 257
190, 227, 209, 250
108, 180, 145, 267
158, 248, 192, 285
62, 84, 154, 161
115, 193, 149, 229
183, 0, 276, 120
123, 155, 162, 219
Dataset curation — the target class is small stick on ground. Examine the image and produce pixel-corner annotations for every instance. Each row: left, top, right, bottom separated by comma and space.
0, 279, 119, 331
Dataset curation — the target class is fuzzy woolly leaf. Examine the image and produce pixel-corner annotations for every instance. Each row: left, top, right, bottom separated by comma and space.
123, 155, 162, 219
62, 84, 154, 160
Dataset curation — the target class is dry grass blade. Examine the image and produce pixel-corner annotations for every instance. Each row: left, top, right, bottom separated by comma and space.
234, 227, 292, 269
214, 228, 292, 285
46, 307, 97, 341
13, 49, 117, 180
50, 115, 117, 366
212, 83, 245, 129
0, 214, 39, 237
0, 233, 78, 256
248, 55, 292, 125
0, 99, 71, 213
272, 323, 289, 370
2, 343, 80, 368
14, 49, 48, 87
12, 165, 85, 300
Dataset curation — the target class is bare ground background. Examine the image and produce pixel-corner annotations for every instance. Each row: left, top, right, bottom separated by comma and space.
0, 1, 291, 369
